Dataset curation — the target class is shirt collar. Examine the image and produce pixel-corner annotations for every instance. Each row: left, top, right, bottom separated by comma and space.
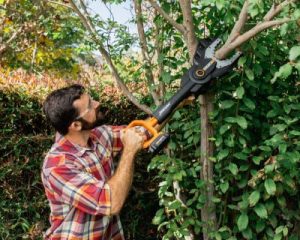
54, 132, 97, 157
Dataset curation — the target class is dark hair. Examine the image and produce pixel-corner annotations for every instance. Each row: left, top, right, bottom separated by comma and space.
43, 84, 85, 135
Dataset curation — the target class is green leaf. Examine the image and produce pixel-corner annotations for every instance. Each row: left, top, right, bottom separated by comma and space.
161, 71, 171, 83
220, 124, 231, 134
225, 117, 236, 124
220, 100, 235, 109
275, 226, 284, 234
220, 181, 229, 193
274, 234, 282, 240
152, 209, 164, 225
245, 68, 254, 81
254, 203, 268, 219
256, 219, 265, 233
290, 130, 300, 136
237, 213, 249, 231
289, 46, 300, 61
216, 0, 225, 10
217, 149, 229, 161
266, 110, 278, 118
236, 116, 248, 129
258, 46, 269, 56
158, 54, 165, 64
243, 98, 255, 110
253, 156, 263, 165
242, 228, 253, 239
249, 191, 260, 207
228, 163, 238, 175
264, 179, 276, 196
265, 164, 275, 174
168, 200, 181, 210
277, 195, 286, 208
283, 227, 288, 236
236, 86, 245, 99
278, 63, 293, 79
238, 56, 247, 66
249, 6, 259, 18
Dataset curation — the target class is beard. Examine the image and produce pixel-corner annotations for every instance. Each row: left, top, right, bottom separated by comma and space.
79, 107, 107, 131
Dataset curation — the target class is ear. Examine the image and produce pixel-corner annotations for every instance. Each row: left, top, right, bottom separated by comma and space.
68, 121, 82, 132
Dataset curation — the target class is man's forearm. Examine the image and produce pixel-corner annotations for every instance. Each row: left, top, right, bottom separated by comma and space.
107, 147, 136, 215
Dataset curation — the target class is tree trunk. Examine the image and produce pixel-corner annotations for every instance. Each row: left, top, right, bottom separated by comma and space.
199, 93, 217, 239
179, 1, 217, 238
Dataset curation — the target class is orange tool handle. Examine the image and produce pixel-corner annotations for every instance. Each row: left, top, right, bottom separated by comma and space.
126, 117, 161, 149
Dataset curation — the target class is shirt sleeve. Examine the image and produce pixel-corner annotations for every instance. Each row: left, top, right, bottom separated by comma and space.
105, 125, 126, 156
92, 125, 151, 156
48, 162, 111, 216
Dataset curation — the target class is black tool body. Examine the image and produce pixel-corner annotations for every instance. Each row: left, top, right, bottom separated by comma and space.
153, 41, 217, 124
144, 37, 242, 154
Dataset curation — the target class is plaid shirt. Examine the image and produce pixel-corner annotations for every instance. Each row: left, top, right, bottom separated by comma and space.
42, 125, 126, 240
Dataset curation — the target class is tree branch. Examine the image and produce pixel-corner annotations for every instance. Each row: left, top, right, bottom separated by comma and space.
147, 0, 185, 35
224, 0, 249, 46
31, 36, 38, 68
264, 0, 296, 21
215, 0, 295, 59
69, 0, 152, 114
133, 0, 161, 106
179, 0, 197, 59
216, 18, 291, 59
153, 13, 166, 98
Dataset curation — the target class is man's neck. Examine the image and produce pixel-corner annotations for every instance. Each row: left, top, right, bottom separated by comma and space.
65, 130, 91, 148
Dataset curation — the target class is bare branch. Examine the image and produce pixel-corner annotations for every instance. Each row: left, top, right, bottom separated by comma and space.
148, 0, 185, 35
31, 36, 38, 68
216, 18, 291, 59
69, 0, 95, 34
215, 0, 296, 59
154, 15, 166, 98
264, 0, 296, 21
79, 0, 94, 27
179, 0, 197, 58
134, 0, 150, 63
224, 0, 249, 45
133, 0, 161, 106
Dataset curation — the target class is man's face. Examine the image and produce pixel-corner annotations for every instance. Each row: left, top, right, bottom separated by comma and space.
73, 93, 106, 131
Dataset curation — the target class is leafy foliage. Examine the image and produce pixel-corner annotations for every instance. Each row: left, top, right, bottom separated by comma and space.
143, 0, 300, 239
0, 0, 300, 239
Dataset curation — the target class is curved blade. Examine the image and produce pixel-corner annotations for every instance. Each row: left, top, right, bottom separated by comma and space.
205, 38, 221, 59
216, 51, 243, 68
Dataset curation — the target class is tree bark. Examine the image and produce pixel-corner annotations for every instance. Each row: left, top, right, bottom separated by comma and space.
133, 0, 162, 106
199, 93, 217, 237
177, 1, 218, 239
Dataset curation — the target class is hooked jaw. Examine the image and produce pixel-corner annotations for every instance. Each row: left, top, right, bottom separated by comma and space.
204, 37, 242, 69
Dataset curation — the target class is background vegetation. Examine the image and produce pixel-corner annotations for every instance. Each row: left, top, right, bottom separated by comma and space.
0, 0, 300, 239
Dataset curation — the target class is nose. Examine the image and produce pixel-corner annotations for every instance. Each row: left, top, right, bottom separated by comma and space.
93, 100, 100, 109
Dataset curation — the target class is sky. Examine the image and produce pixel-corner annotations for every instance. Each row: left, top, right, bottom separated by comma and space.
88, 0, 136, 33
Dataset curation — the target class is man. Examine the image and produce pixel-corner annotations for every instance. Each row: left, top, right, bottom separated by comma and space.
42, 84, 146, 240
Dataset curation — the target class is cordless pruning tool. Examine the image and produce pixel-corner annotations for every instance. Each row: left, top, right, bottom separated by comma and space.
127, 37, 242, 154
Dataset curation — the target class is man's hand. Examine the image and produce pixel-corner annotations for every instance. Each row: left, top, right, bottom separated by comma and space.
121, 128, 145, 153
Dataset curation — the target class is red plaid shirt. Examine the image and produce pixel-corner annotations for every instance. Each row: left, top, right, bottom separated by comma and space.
42, 125, 126, 240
